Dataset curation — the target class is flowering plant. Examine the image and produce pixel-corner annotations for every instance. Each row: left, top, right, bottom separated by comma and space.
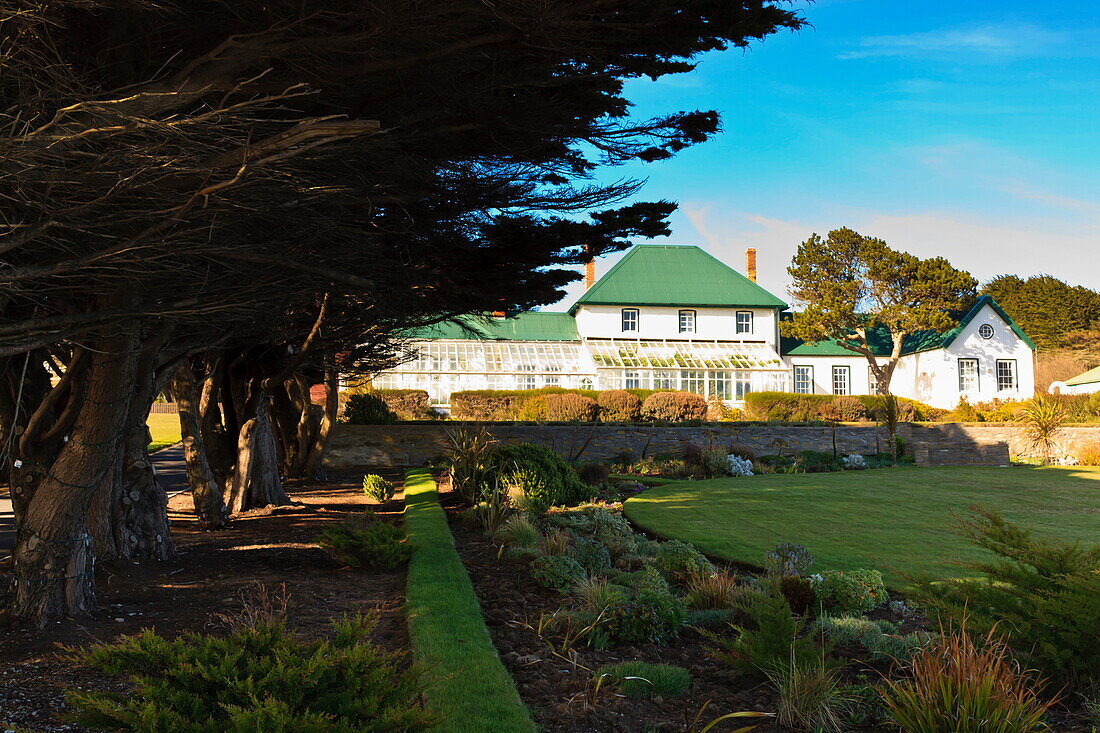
726, 454, 754, 477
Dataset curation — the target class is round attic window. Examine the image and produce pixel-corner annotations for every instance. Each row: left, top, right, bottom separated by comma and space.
978, 324, 994, 339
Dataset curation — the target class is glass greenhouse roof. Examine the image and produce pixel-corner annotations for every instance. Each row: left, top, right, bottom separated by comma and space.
397, 340, 590, 374
586, 339, 784, 370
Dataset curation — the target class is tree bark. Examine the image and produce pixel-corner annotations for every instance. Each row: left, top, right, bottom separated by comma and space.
10, 331, 139, 626
226, 391, 290, 513
171, 363, 229, 529
303, 363, 339, 479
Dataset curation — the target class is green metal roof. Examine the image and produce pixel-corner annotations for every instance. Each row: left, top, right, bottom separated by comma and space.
1065, 366, 1100, 387
409, 311, 578, 341
569, 245, 788, 313
781, 296, 1035, 357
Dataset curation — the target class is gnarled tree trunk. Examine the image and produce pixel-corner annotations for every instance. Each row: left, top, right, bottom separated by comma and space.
10, 332, 138, 626
226, 391, 289, 513
171, 362, 228, 529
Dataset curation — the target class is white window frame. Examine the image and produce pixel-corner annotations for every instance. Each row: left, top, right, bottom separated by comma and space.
681, 370, 705, 395
624, 370, 641, 389
832, 365, 850, 396
996, 359, 1017, 392
708, 371, 732, 400
621, 308, 639, 333
794, 365, 813, 395
867, 367, 878, 395
734, 371, 752, 400
958, 358, 979, 393
678, 309, 696, 334
735, 310, 753, 334
653, 369, 676, 390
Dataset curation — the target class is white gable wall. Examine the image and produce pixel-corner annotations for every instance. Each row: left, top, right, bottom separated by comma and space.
574, 305, 780, 349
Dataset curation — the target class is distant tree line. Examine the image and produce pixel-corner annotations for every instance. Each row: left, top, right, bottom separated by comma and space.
982, 275, 1100, 351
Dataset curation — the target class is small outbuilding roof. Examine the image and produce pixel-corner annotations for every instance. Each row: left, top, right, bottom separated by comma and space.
1065, 365, 1100, 387
409, 311, 578, 342
569, 244, 788, 313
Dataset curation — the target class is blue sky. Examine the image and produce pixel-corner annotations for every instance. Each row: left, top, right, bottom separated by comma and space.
551, 0, 1100, 309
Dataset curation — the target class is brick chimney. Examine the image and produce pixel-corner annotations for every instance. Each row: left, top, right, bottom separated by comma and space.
745, 248, 758, 283
584, 243, 596, 290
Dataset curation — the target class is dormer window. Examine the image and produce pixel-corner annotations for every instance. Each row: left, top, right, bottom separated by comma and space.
621, 308, 639, 333
736, 311, 753, 334
678, 310, 696, 334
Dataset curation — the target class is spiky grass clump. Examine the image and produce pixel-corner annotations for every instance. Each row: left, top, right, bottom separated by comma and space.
572, 577, 628, 613
880, 628, 1055, 733
596, 661, 691, 700
495, 514, 542, 549
684, 570, 740, 610
765, 653, 845, 733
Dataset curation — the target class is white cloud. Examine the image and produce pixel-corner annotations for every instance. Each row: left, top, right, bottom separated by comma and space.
840, 23, 1092, 62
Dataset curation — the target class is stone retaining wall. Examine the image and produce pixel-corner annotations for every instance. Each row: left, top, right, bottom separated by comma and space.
323, 422, 1100, 468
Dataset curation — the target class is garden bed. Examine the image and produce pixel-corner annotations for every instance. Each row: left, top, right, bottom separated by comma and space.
0, 476, 409, 732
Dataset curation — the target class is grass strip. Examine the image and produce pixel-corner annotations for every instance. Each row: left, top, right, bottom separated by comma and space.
404, 469, 536, 733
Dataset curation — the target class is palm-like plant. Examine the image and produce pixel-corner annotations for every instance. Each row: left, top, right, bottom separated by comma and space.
444, 425, 496, 505
876, 394, 901, 465
1018, 393, 1067, 465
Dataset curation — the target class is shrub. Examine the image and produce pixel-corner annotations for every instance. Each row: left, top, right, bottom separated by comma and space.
495, 514, 542, 549
362, 474, 396, 503
317, 522, 411, 570
539, 528, 572, 556
763, 543, 815, 577
489, 442, 592, 510
597, 390, 642, 422
571, 537, 612, 574
840, 453, 867, 470
684, 444, 732, 478
516, 394, 549, 421
572, 577, 629, 613
777, 575, 815, 617
812, 569, 888, 616
796, 449, 841, 473
744, 392, 833, 421
575, 461, 611, 487
445, 426, 497, 505
766, 654, 845, 733
1018, 393, 1068, 463
640, 391, 707, 422
685, 570, 740, 610
880, 628, 1055, 733
373, 389, 430, 420
595, 662, 691, 700
706, 397, 740, 421
66, 613, 437, 732
604, 588, 686, 645
909, 508, 1100, 684
531, 554, 587, 593
545, 393, 599, 422
952, 396, 982, 422
726, 454, 754, 476
1076, 443, 1100, 465
814, 616, 930, 664
653, 539, 715, 581
683, 608, 737, 629
831, 395, 867, 422
709, 588, 822, 675
450, 387, 601, 420
343, 392, 398, 425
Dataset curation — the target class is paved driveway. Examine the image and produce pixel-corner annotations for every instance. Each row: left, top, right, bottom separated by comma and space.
0, 444, 186, 561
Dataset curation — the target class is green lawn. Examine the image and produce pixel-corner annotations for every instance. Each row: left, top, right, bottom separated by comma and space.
623, 465, 1100, 585
146, 412, 181, 452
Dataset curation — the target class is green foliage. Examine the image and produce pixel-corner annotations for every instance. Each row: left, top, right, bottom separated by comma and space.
597, 389, 642, 422
814, 616, 930, 664
572, 577, 629, 613
684, 570, 740, 610
570, 536, 612, 574
494, 514, 542, 549
595, 662, 691, 700
776, 575, 815, 616
683, 608, 737, 629
317, 522, 411, 570
343, 393, 398, 425
372, 389, 430, 420
1018, 393, 1068, 464
909, 508, 1100, 685
763, 542, 816, 576
983, 273, 1100, 350
65, 614, 436, 732
640, 391, 708, 422
545, 392, 599, 422
783, 227, 977, 394
444, 426, 496, 505
362, 474, 396, 503
575, 461, 611, 487
709, 588, 822, 675
744, 390, 939, 423
952, 396, 981, 422
531, 554, 587, 593
766, 653, 845, 733
489, 442, 592, 510
603, 588, 686, 645
880, 627, 1054, 733
653, 539, 714, 581
812, 569, 888, 616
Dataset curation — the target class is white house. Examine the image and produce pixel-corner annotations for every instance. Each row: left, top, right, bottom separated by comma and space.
371, 244, 1036, 410
1050, 366, 1100, 396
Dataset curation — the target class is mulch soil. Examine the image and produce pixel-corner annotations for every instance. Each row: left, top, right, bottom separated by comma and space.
0, 472, 408, 733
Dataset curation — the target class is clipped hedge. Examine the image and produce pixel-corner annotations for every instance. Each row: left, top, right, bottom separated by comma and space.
545, 393, 598, 422
641, 391, 707, 422
404, 470, 536, 732
450, 387, 599, 420
451, 387, 699, 422
744, 391, 943, 422
375, 389, 431, 420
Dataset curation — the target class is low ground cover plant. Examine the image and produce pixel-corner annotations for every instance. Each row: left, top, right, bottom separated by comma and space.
317, 521, 412, 570
66, 610, 436, 732
595, 661, 691, 700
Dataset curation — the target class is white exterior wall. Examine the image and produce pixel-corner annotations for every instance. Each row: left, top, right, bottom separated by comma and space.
785, 303, 1035, 409
574, 305, 780, 348
1050, 381, 1100, 396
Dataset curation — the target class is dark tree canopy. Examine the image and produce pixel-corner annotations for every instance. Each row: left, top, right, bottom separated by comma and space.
783, 227, 978, 393
982, 275, 1100, 351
